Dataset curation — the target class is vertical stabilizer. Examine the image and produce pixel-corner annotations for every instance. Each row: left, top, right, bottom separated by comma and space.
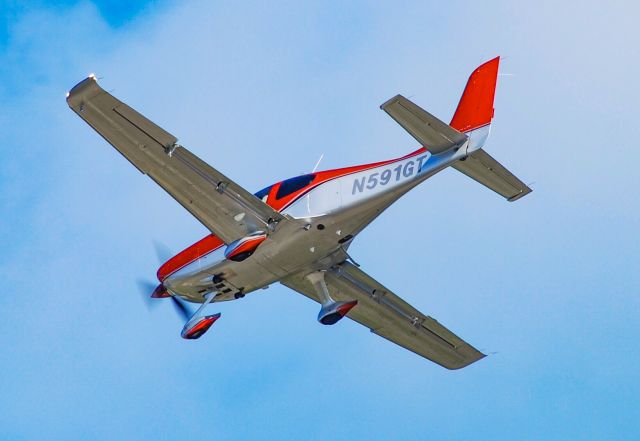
449, 56, 531, 201
450, 56, 500, 150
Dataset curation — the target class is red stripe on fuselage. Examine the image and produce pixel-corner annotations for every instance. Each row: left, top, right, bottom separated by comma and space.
156, 147, 427, 282
269, 147, 427, 212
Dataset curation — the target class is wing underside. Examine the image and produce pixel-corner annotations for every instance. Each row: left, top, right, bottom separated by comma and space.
66, 76, 284, 244
282, 262, 485, 369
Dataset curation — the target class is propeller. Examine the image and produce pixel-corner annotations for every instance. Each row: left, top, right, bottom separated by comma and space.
136, 279, 158, 310
136, 279, 195, 321
136, 240, 195, 322
152, 240, 173, 264
170, 296, 193, 322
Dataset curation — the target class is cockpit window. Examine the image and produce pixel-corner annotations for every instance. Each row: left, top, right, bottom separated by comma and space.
254, 185, 272, 203
275, 174, 316, 200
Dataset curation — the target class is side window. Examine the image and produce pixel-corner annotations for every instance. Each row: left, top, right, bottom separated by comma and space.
254, 185, 272, 203
275, 174, 316, 200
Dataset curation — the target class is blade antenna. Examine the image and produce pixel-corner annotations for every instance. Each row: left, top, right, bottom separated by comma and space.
312, 153, 324, 173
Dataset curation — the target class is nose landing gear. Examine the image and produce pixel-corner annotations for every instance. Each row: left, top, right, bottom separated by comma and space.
179, 292, 222, 339
181, 313, 221, 339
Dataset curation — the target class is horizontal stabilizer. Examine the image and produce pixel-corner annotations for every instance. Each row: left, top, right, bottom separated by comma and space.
381, 95, 467, 154
452, 149, 531, 201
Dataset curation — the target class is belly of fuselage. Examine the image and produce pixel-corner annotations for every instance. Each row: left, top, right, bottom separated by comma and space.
163, 146, 462, 303
163, 187, 415, 303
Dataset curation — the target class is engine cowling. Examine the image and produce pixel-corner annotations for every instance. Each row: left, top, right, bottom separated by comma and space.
224, 232, 267, 262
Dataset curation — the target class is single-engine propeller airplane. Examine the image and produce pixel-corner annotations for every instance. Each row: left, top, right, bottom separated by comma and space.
67, 57, 530, 369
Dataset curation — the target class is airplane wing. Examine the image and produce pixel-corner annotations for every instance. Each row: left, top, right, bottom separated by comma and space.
282, 262, 485, 369
66, 76, 285, 244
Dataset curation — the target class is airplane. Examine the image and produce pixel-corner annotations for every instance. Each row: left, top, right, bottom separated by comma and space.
67, 57, 530, 369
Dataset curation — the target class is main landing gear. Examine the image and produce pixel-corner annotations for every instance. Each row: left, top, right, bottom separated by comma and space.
306, 272, 357, 325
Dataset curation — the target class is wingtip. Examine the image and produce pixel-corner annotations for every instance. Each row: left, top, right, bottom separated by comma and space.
66, 73, 100, 107
379, 93, 403, 110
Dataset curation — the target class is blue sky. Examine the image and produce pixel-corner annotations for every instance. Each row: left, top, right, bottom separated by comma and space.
1, 1, 639, 440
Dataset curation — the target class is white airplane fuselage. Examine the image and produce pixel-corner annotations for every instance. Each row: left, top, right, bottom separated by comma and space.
163, 140, 473, 303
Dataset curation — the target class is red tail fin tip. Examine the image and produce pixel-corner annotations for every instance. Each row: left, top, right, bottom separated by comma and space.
450, 57, 500, 133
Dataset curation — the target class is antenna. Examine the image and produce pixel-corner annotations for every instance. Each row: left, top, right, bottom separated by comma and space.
312, 153, 324, 173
